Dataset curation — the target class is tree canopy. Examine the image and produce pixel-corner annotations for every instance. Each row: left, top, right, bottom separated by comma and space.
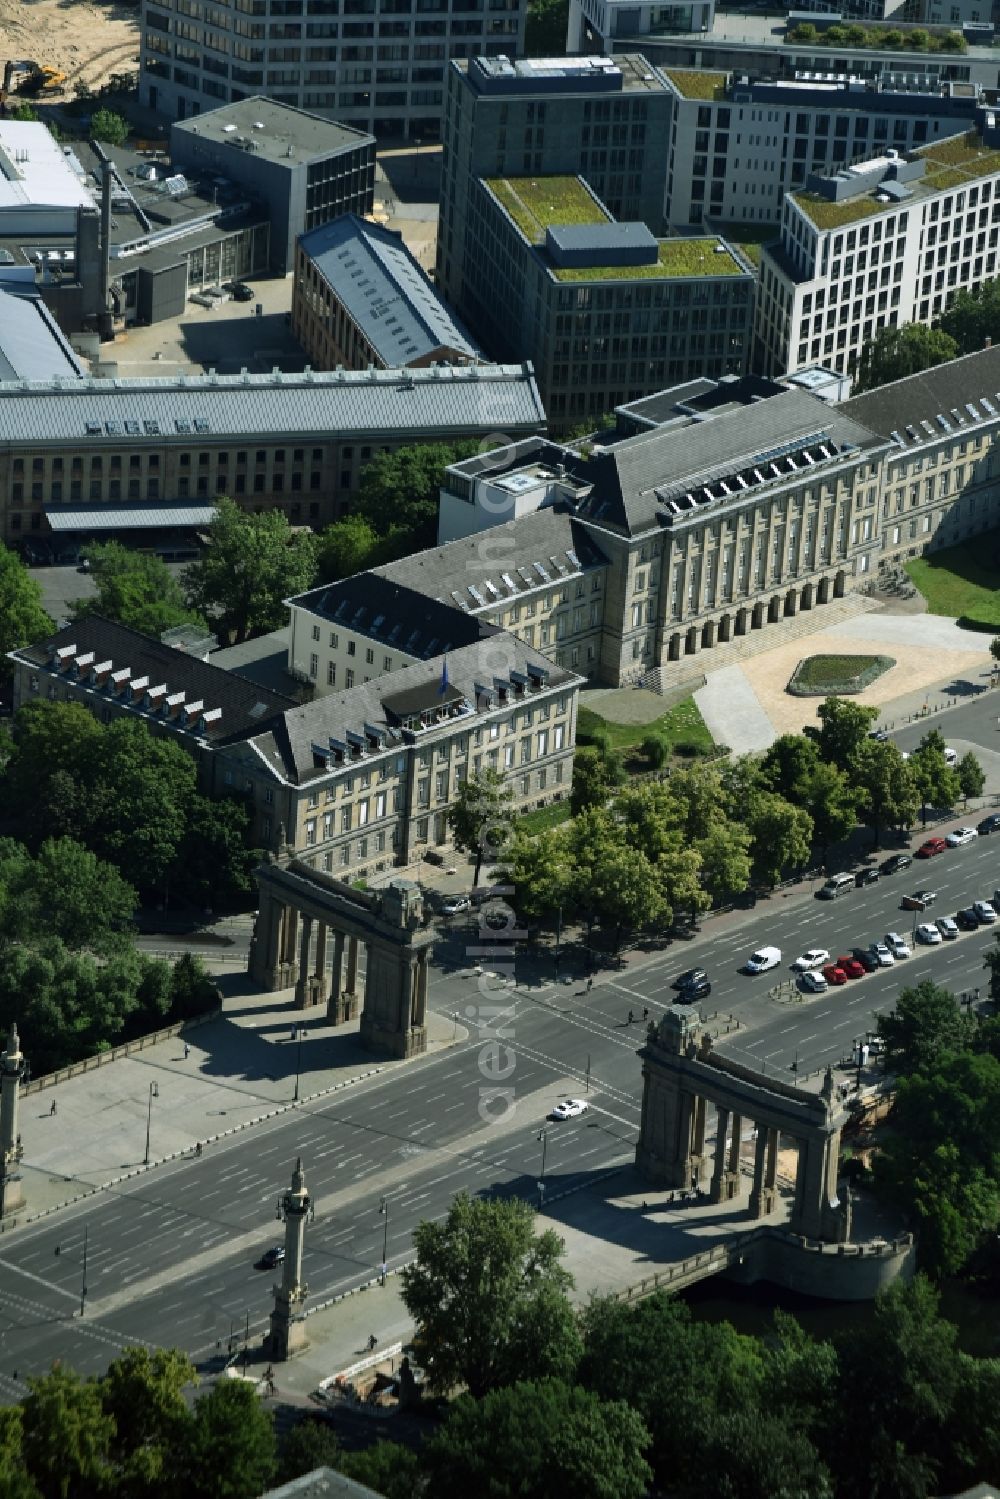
0, 543, 53, 678
356, 441, 484, 546
72, 543, 204, 639
183, 498, 317, 643
855, 323, 958, 392
446, 769, 516, 885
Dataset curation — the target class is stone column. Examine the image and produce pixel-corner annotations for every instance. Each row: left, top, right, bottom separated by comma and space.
0, 1026, 25, 1217
728, 1112, 742, 1175
294, 915, 313, 1008
267, 1158, 311, 1361
327, 931, 352, 1024
282, 907, 299, 970
691, 1095, 707, 1184
710, 1107, 730, 1203
749, 1125, 770, 1219
249, 890, 288, 991
312, 923, 329, 1005
346, 936, 359, 995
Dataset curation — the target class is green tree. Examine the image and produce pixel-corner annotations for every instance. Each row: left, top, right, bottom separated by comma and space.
956, 750, 985, 805
986, 930, 1000, 1003
173, 794, 257, 908
100, 1347, 196, 1498
499, 825, 573, 925
400, 1193, 580, 1398
801, 760, 858, 860
82, 718, 197, 893
2, 701, 103, 842
878, 980, 976, 1077
855, 322, 958, 392
337, 1442, 422, 1499
746, 792, 813, 888
447, 768, 516, 886
421, 1379, 651, 1499
180, 1379, 277, 1499
90, 108, 129, 146
278, 1418, 341, 1484
855, 740, 919, 848
760, 732, 820, 799
183, 498, 317, 644
691, 1412, 833, 1499
315, 515, 410, 582
10, 103, 39, 121
696, 820, 753, 904
570, 808, 666, 943
525, 0, 570, 54
909, 727, 961, 820
71, 542, 203, 638
21, 1364, 114, 1499
356, 441, 483, 544
169, 952, 220, 1020
991, 635, 1000, 663
940, 279, 1000, 355
569, 744, 625, 815
640, 732, 669, 769
0, 1407, 41, 1499
6, 837, 137, 955
807, 695, 879, 775
0, 543, 53, 679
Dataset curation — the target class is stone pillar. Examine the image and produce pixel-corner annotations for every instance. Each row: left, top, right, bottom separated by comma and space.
266, 1157, 311, 1361
359, 938, 428, 1059
792, 1127, 841, 1241
749, 1125, 768, 1218
313, 923, 329, 1004
327, 931, 357, 1025
294, 915, 314, 1009
249, 890, 299, 992
691, 1095, 707, 1184
0, 1026, 25, 1217
765, 1125, 778, 1195
710, 1107, 730, 1203
282, 907, 299, 972
346, 936, 359, 995
728, 1112, 742, 1175
414, 950, 429, 1027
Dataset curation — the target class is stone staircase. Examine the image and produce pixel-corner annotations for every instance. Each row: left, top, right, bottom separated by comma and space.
642, 591, 882, 697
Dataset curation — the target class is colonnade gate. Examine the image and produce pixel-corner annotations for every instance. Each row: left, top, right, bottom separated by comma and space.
248, 860, 433, 1059
636, 1006, 850, 1242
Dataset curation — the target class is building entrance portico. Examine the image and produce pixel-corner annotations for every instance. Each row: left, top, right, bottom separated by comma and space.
636, 1006, 849, 1243
249, 860, 433, 1059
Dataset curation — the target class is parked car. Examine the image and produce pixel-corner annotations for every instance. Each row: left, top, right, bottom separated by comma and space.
916, 837, 947, 858
745, 946, 781, 974
869, 941, 895, 967
945, 827, 978, 848
957, 908, 981, 931
227, 280, 255, 302
855, 867, 880, 887
868, 728, 889, 742
818, 873, 854, 899
936, 916, 960, 940
976, 813, 1000, 835
973, 900, 997, 924
672, 968, 708, 991
550, 1098, 588, 1120
801, 970, 828, 993
850, 949, 878, 973
822, 963, 848, 986
901, 890, 937, 911
916, 922, 943, 945
944, 746, 958, 767
792, 948, 830, 972
885, 931, 911, 958
442, 895, 471, 915
880, 853, 913, 875
838, 956, 867, 979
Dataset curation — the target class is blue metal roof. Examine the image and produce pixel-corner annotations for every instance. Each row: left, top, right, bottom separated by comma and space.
300, 214, 480, 367
0, 290, 83, 383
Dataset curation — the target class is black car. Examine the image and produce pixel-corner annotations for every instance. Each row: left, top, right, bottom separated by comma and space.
880, 853, 913, 875
956, 907, 980, 931
851, 947, 879, 972
672, 967, 708, 991
977, 813, 1000, 835
678, 976, 711, 1002
855, 867, 880, 887
260, 1245, 285, 1269
229, 281, 255, 302
868, 729, 889, 742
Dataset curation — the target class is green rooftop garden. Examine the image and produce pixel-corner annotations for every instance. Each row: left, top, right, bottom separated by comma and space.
786, 20, 965, 52
486, 175, 609, 243
549, 237, 745, 282
791, 191, 891, 231
706, 221, 779, 270
919, 130, 1000, 180
663, 69, 727, 100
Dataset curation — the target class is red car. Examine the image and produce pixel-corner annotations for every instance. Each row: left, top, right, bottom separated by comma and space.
836, 955, 866, 979
822, 963, 848, 985
916, 837, 947, 858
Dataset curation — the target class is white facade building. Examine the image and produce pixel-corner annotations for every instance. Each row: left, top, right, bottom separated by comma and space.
755, 115, 1000, 378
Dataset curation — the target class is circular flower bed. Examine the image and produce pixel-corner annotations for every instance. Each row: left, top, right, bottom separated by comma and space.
787, 653, 895, 696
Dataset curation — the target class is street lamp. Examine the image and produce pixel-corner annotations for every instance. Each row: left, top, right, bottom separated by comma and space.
379, 1196, 389, 1285
144, 1082, 159, 1166
537, 1127, 547, 1187
293, 1029, 304, 1103
55, 1227, 88, 1317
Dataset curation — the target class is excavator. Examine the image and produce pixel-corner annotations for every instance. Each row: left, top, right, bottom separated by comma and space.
0, 59, 66, 106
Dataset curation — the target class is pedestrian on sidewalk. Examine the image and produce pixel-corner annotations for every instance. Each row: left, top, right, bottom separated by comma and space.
586, 976, 593, 993
49, 1099, 57, 1116
183, 1043, 190, 1060
627, 1009, 634, 1025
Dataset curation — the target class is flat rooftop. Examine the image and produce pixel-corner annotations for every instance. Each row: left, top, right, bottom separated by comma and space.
464, 53, 669, 95
663, 69, 728, 100
172, 96, 374, 164
486, 175, 610, 242
0, 123, 94, 213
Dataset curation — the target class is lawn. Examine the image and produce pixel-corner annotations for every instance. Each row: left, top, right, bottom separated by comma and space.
906, 537, 1000, 629
486, 175, 608, 243
787, 654, 894, 695
576, 695, 715, 755
551, 237, 745, 282
663, 69, 727, 100
518, 800, 573, 834
792, 192, 889, 232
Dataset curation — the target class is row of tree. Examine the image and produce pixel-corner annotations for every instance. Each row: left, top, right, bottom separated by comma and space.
856, 276, 1000, 390
487, 699, 983, 942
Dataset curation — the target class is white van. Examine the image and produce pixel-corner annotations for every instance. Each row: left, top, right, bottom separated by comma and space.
819, 872, 854, 899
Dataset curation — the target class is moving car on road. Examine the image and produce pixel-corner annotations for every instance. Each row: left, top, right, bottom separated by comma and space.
901, 890, 937, 911
880, 853, 913, 875
442, 895, 471, 915
679, 975, 711, 1001
744, 946, 781, 974
792, 948, 830, 972
672, 968, 708, 991
855, 867, 880, 887
550, 1098, 589, 1120
885, 931, 911, 958
259, 1246, 285, 1269
916, 837, 947, 858
945, 827, 978, 848
916, 922, 943, 945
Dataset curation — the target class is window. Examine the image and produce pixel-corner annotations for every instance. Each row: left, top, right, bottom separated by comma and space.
536, 729, 549, 757
347, 640, 356, 656
309, 653, 318, 678
341, 805, 353, 832
327, 661, 337, 687
345, 669, 354, 688
305, 818, 317, 846
358, 798, 369, 825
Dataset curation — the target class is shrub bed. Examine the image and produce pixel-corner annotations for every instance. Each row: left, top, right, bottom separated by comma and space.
787, 653, 895, 696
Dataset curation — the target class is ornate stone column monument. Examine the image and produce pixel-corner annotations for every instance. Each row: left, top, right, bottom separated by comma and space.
0, 1026, 26, 1218
266, 1157, 312, 1360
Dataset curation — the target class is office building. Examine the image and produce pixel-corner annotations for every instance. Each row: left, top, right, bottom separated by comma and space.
140, 0, 525, 142
661, 69, 983, 229
171, 98, 376, 274
0, 362, 545, 552
754, 115, 1000, 377
9, 616, 582, 876
437, 54, 675, 315
459, 172, 754, 426
292, 213, 479, 372
0, 122, 94, 237
567, 0, 715, 56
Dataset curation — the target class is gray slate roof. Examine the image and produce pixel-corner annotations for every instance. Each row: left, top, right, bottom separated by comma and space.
289, 573, 494, 658
375, 505, 609, 612
300, 214, 480, 367
838, 344, 1000, 447
0, 364, 545, 444
255, 633, 579, 784
580, 386, 886, 535
0, 290, 83, 382
12, 616, 294, 744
